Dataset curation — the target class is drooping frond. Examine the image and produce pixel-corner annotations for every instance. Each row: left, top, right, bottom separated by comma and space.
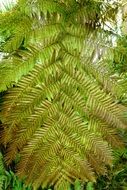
0, 0, 126, 189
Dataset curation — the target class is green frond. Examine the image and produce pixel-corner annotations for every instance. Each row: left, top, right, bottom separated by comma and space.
0, 153, 6, 190
0, 31, 61, 92
0, 0, 126, 189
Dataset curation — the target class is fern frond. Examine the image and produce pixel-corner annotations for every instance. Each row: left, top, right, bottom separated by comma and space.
0, 153, 6, 190
0, 0, 126, 189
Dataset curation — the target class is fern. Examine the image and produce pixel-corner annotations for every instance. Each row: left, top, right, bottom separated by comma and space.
0, 0, 126, 190
0, 152, 6, 190
0, 152, 32, 190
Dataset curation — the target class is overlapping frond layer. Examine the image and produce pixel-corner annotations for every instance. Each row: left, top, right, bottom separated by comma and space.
0, 0, 126, 190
